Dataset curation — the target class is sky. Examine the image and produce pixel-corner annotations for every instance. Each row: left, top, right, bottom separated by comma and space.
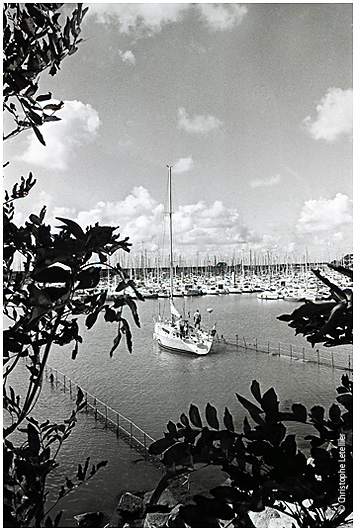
4, 2, 353, 266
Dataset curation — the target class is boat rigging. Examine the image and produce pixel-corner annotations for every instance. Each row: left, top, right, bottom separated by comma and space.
153, 165, 216, 355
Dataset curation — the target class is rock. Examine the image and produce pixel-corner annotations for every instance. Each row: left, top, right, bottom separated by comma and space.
107, 492, 144, 527
249, 506, 298, 528
143, 511, 170, 528
143, 488, 178, 509
117, 492, 144, 518
142, 489, 180, 528
343, 513, 353, 527
106, 511, 126, 528
143, 503, 183, 528
73, 511, 105, 527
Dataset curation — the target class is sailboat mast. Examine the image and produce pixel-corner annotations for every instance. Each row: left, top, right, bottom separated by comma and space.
167, 165, 174, 297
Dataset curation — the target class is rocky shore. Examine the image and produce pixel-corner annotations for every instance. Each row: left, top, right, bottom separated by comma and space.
74, 487, 353, 528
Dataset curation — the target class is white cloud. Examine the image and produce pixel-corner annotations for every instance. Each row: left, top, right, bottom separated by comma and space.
173, 156, 193, 174
303, 88, 353, 142
296, 193, 352, 234
76, 187, 164, 252
173, 200, 255, 250
16, 100, 101, 170
13, 186, 351, 263
118, 49, 136, 65
198, 4, 248, 31
178, 107, 223, 134
37, 187, 256, 256
12, 190, 76, 228
250, 174, 281, 188
86, 4, 247, 36
86, 3, 188, 36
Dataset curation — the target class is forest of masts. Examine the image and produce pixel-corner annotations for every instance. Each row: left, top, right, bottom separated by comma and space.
107, 249, 351, 280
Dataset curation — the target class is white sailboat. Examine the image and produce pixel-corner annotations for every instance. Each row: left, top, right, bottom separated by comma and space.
153, 165, 215, 355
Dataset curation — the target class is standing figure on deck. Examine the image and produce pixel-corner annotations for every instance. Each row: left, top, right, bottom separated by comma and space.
193, 309, 201, 329
178, 316, 185, 337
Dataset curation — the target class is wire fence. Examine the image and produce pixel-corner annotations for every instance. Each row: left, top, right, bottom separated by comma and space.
43, 332, 351, 466
44, 364, 162, 467
215, 334, 353, 372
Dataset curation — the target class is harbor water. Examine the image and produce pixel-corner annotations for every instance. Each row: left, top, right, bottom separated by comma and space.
8, 294, 351, 525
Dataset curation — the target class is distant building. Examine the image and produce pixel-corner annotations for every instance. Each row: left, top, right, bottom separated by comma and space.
330, 254, 353, 269
215, 261, 227, 274
343, 254, 353, 268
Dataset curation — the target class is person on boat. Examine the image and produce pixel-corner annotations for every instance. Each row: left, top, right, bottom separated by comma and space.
193, 309, 201, 329
178, 316, 185, 337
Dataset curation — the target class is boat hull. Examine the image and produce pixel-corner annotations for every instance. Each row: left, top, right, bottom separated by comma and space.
153, 322, 213, 355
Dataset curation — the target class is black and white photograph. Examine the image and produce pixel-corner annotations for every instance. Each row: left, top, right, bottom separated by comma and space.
3, 2, 353, 528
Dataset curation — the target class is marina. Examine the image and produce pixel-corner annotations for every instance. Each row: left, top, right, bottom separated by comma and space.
22, 291, 348, 525
91, 256, 352, 304
3, 3, 352, 528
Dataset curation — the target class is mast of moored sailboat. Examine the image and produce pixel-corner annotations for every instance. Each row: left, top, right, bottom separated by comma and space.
167, 164, 174, 298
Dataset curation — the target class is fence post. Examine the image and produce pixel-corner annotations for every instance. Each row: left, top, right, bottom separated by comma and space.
290, 345, 293, 359
255, 338, 258, 351
94, 398, 97, 420
63, 374, 66, 392
55, 369, 58, 386
105, 405, 108, 428
317, 349, 320, 365
130, 423, 133, 448
85, 392, 88, 411
243, 337, 246, 349
348, 352, 351, 370
278, 342, 281, 356
302, 348, 305, 362
144, 433, 147, 460
235, 334, 238, 348
69, 379, 72, 397
267, 341, 269, 354
116, 413, 119, 438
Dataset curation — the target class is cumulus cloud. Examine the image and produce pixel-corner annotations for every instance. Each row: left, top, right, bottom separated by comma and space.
296, 193, 352, 234
16, 100, 101, 170
12, 190, 76, 228
173, 156, 193, 174
75, 187, 164, 252
86, 4, 247, 36
303, 88, 353, 142
86, 3, 188, 36
178, 107, 223, 134
34, 187, 255, 256
173, 200, 255, 250
118, 49, 136, 65
198, 3, 248, 30
250, 174, 281, 188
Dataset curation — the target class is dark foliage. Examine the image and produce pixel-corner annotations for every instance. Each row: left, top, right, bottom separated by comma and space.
4, 3, 88, 143
3, 4, 144, 526
278, 266, 353, 347
148, 377, 352, 527
3, 191, 143, 525
4, 390, 107, 527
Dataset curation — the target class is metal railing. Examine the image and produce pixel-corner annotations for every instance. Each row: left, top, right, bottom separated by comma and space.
44, 364, 161, 465
215, 334, 352, 372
